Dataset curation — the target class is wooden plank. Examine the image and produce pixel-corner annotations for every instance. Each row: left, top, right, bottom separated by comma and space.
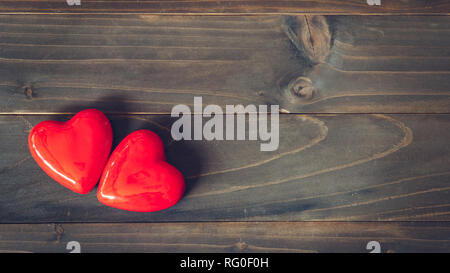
0, 0, 449, 15
0, 222, 449, 253
0, 15, 448, 114
1, 114, 449, 223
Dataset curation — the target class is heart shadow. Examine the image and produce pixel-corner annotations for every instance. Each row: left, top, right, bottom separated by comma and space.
56, 95, 203, 198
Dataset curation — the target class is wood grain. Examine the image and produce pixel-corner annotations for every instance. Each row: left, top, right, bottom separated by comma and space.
1, 114, 449, 223
1, 222, 449, 253
0, 0, 449, 15
0, 12, 449, 253
0, 15, 448, 114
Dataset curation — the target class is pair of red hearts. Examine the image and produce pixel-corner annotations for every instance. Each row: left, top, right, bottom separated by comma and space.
28, 109, 185, 212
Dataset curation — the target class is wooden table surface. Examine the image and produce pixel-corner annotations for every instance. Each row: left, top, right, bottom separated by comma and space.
0, 1, 449, 253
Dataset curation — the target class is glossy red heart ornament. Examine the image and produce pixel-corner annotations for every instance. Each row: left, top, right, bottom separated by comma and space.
28, 109, 113, 194
97, 130, 185, 212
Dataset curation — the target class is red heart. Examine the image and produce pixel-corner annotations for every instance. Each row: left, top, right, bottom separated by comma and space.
97, 130, 185, 212
28, 109, 113, 194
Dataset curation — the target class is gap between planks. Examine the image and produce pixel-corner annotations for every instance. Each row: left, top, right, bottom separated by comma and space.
1, 13, 450, 16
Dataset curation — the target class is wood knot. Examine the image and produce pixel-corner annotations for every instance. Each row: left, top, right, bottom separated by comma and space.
235, 241, 248, 251
284, 15, 331, 64
277, 74, 318, 110
288, 76, 315, 100
24, 86, 33, 100
54, 224, 64, 242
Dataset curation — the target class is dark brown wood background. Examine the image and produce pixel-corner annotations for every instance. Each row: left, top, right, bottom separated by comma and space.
0, 0, 449, 15
0, 1, 449, 253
